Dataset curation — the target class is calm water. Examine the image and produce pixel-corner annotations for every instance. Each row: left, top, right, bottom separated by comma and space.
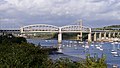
27, 39, 120, 67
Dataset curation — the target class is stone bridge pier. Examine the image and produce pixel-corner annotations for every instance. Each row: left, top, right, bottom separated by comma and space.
93, 32, 120, 42
58, 28, 62, 44
88, 28, 92, 42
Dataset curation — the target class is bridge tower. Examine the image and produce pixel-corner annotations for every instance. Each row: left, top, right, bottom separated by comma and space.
77, 19, 83, 41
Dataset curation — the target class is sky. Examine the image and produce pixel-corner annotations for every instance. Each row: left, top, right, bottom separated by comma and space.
0, 0, 120, 29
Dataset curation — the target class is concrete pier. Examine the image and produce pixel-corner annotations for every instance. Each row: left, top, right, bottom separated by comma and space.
58, 28, 62, 44
88, 28, 92, 42
94, 32, 97, 42
99, 32, 102, 41
108, 32, 111, 38
104, 32, 106, 39
113, 32, 115, 38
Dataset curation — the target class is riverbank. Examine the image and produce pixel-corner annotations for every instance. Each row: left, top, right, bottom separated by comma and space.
49, 51, 84, 62
49, 50, 116, 68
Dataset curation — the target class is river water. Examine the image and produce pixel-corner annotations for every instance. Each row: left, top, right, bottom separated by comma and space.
27, 39, 120, 67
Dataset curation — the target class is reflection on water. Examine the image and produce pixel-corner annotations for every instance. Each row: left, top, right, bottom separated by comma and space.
58, 44, 62, 52
27, 39, 120, 67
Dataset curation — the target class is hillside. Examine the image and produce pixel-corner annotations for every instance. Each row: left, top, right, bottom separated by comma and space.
95, 25, 120, 30
103, 25, 120, 29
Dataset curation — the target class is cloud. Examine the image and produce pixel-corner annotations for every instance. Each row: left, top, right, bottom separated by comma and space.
0, 0, 120, 28
0, 18, 22, 29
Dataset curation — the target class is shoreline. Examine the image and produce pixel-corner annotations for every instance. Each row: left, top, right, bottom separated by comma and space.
49, 51, 84, 62
28, 39, 120, 68
49, 51, 118, 68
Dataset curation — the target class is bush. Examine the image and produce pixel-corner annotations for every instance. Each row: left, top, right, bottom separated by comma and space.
0, 34, 107, 68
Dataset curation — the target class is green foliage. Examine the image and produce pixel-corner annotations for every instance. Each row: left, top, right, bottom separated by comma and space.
0, 34, 27, 44
0, 34, 48, 68
106, 25, 120, 28
54, 58, 77, 68
0, 34, 107, 68
0, 43, 49, 68
95, 25, 120, 31
79, 54, 107, 68
28, 33, 56, 39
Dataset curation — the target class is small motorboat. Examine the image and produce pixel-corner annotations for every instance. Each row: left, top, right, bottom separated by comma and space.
68, 45, 72, 47
114, 42, 118, 44
99, 48, 103, 51
95, 45, 98, 47
91, 44, 94, 46
111, 50, 117, 54
74, 47, 78, 50
66, 45, 69, 47
74, 45, 77, 47
113, 54, 120, 57
111, 42, 115, 45
62, 45, 65, 47
82, 45, 85, 47
74, 41, 77, 43
85, 45, 89, 49
111, 43, 117, 54
45, 40, 48, 42
112, 64, 118, 68
96, 46, 101, 49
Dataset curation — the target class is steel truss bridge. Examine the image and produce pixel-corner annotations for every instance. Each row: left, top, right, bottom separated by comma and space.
20, 24, 90, 33
20, 24, 120, 43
